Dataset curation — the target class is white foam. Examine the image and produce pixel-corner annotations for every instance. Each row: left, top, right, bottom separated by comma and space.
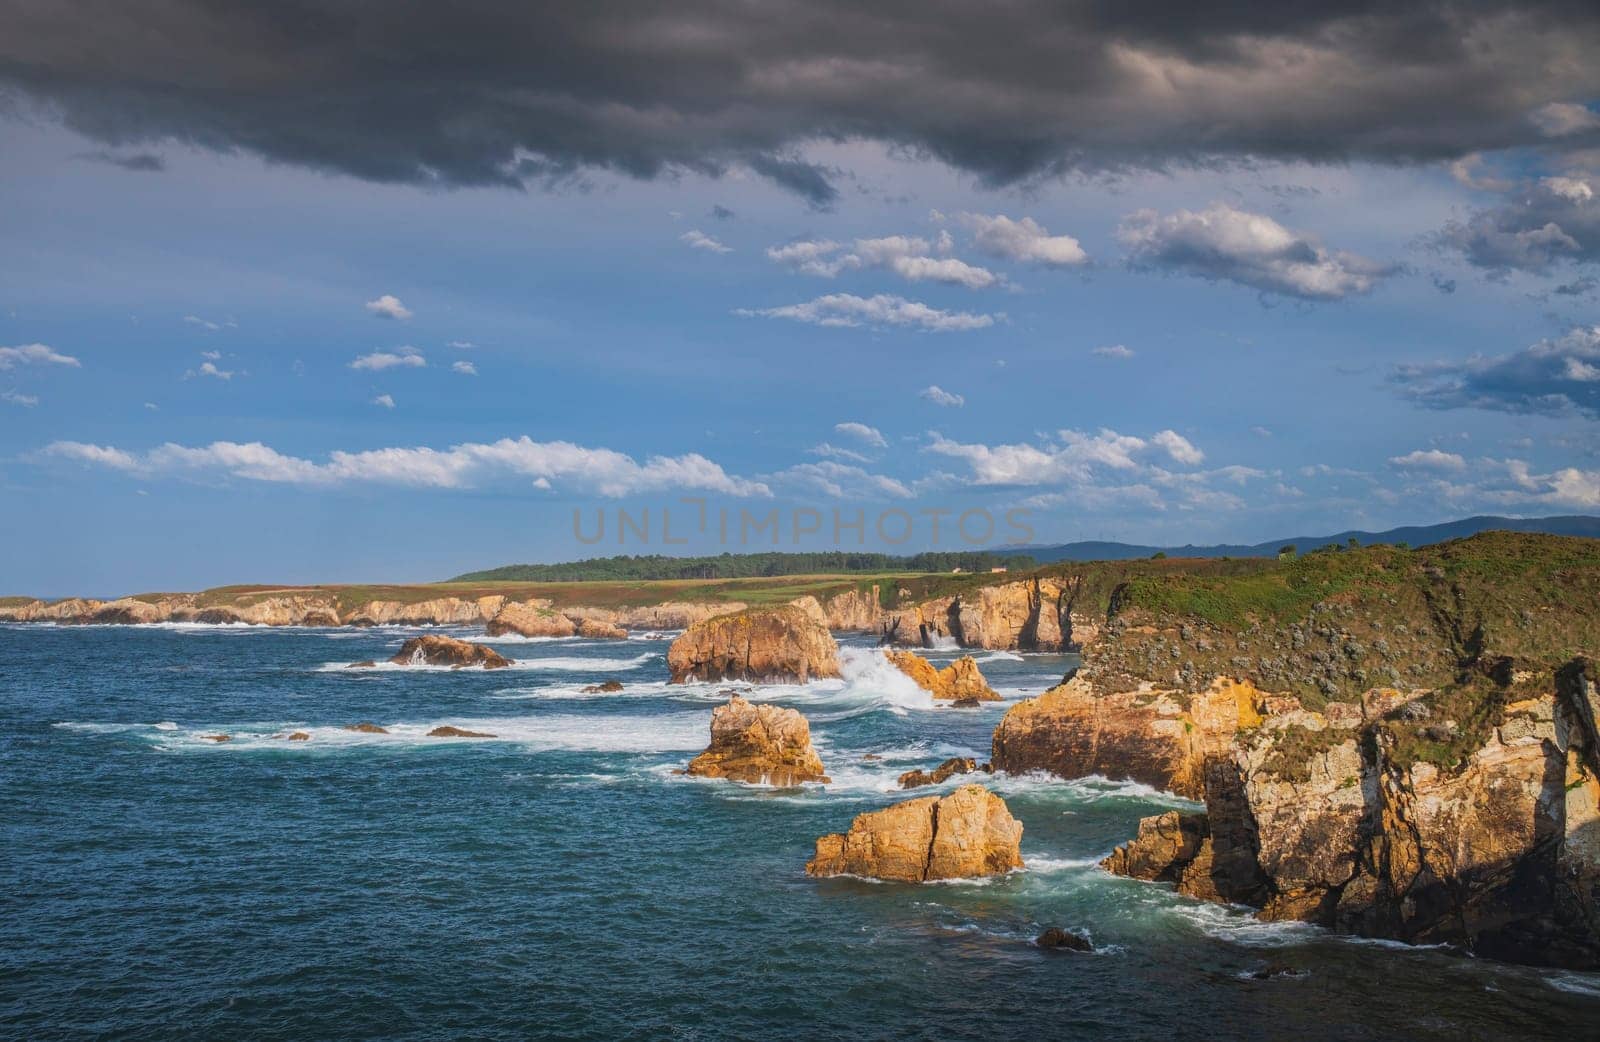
986, 771, 1201, 807
974, 650, 1024, 664
1024, 855, 1109, 874
314, 651, 660, 673
56, 711, 710, 756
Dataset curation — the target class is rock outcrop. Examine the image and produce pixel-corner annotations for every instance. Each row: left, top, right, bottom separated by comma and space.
685, 695, 828, 785
487, 600, 577, 638
878, 578, 1093, 652
575, 617, 628, 640
427, 725, 497, 738
667, 606, 840, 684
387, 635, 512, 670
344, 722, 389, 734
1035, 927, 1093, 952
805, 785, 1023, 882
581, 679, 625, 694
886, 651, 1000, 702
346, 596, 504, 627
1095, 659, 1600, 969
898, 756, 981, 789
991, 674, 1267, 798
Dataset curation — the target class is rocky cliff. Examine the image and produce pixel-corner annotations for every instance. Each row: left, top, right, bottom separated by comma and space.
885, 650, 1001, 702
989, 534, 1600, 968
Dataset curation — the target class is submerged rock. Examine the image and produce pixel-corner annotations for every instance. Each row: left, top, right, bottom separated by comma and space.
886, 651, 1000, 701
347, 660, 377, 669
805, 784, 1023, 882
581, 679, 625, 694
685, 695, 828, 786
667, 606, 840, 684
287, 732, 311, 742
343, 722, 388, 734
898, 757, 980, 789
427, 725, 497, 738
388, 635, 512, 670
1035, 927, 1093, 952
201, 734, 231, 743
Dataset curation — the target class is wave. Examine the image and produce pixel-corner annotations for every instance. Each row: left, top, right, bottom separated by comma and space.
973, 650, 1024, 664
56, 712, 709, 755
985, 771, 1201, 807
313, 651, 660, 673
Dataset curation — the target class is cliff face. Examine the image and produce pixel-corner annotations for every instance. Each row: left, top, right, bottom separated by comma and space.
1005, 535, 1600, 968
877, 577, 1096, 652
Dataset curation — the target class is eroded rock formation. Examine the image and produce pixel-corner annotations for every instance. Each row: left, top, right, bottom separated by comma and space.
886, 651, 1000, 702
684, 695, 828, 785
667, 606, 840, 684
898, 757, 982, 789
387, 635, 512, 669
487, 600, 577, 638
805, 784, 1023, 882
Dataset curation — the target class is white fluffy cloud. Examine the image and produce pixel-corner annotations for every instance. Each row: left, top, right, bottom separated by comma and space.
767, 235, 1000, 289
371, 393, 396, 408
44, 435, 772, 498
350, 347, 426, 371
779, 460, 912, 499
1119, 203, 1393, 299
919, 385, 965, 407
926, 427, 1209, 486
0, 344, 80, 369
960, 213, 1087, 267
451, 360, 478, 375
834, 421, 887, 448
1093, 344, 1135, 359
1151, 429, 1205, 465
737, 294, 997, 332
681, 229, 732, 253
365, 294, 412, 320
3, 389, 39, 407
1389, 448, 1467, 471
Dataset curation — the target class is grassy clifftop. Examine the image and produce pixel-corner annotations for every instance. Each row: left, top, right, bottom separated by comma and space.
1078, 532, 1599, 770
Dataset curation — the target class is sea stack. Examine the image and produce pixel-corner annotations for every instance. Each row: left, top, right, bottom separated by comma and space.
685, 695, 829, 786
386, 634, 513, 670
667, 605, 840, 684
806, 785, 1023, 882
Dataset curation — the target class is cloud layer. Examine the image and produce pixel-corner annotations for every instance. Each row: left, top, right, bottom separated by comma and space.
7, 3, 1599, 201
45, 435, 772, 498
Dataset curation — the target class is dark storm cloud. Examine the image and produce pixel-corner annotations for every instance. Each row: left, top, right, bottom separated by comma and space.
75, 150, 165, 172
1436, 174, 1600, 274
1391, 327, 1600, 418
2, 1, 1599, 199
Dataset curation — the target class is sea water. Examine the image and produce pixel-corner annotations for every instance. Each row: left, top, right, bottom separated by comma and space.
3, 624, 1598, 1040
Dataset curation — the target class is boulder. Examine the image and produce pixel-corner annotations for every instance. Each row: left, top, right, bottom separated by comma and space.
805, 784, 1023, 882
667, 606, 840, 684
343, 722, 389, 734
898, 756, 979, 789
685, 695, 828, 786
581, 679, 625, 694
1035, 927, 1093, 952
287, 732, 311, 741
388, 635, 512, 670
576, 617, 628, 640
886, 651, 1000, 701
427, 725, 497, 738
486, 600, 577, 638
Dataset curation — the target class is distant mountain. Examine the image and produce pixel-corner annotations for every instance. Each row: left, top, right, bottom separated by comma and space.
1019, 515, 1600, 563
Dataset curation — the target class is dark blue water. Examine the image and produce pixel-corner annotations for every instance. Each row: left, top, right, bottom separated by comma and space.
4, 624, 1599, 1041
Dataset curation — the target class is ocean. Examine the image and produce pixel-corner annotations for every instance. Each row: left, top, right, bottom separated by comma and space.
4, 623, 1598, 1041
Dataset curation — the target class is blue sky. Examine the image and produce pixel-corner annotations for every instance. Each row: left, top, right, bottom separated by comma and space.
3, 6, 1600, 592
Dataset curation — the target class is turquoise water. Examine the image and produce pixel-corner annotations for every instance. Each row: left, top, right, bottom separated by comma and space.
4, 624, 1599, 1041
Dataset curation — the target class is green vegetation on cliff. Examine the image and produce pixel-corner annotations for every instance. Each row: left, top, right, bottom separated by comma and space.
448, 550, 1035, 583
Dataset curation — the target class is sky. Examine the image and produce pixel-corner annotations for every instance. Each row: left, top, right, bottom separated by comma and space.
2, 1, 1600, 592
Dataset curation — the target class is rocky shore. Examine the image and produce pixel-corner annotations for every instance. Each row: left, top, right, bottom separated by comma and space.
987, 533, 1600, 969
